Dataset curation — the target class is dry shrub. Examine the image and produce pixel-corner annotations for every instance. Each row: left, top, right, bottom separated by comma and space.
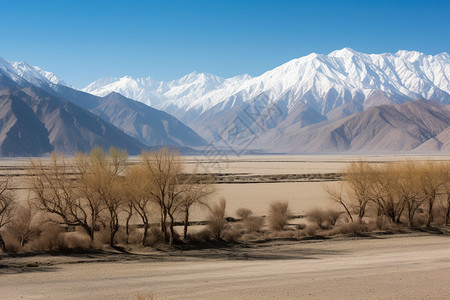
374, 216, 405, 231
1, 230, 22, 253
326, 222, 370, 236
307, 208, 342, 229
243, 216, 265, 233
61, 232, 91, 250
430, 205, 446, 226
302, 224, 320, 236
27, 223, 64, 252
268, 230, 296, 239
6, 202, 39, 247
236, 208, 253, 219
126, 227, 143, 245
411, 212, 427, 227
240, 232, 260, 242
115, 226, 142, 245
222, 226, 243, 242
145, 226, 165, 246
267, 201, 290, 231
187, 228, 212, 243
95, 227, 111, 246
207, 198, 228, 240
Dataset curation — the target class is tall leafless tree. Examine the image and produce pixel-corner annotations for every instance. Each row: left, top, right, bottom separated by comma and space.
0, 175, 14, 252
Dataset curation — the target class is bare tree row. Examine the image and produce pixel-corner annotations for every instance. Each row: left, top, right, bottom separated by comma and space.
326, 161, 450, 227
0, 147, 214, 251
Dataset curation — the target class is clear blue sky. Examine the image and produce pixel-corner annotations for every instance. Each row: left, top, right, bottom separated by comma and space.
1, 0, 449, 88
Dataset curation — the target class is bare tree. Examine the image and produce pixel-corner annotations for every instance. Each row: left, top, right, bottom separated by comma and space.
344, 162, 375, 223
324, 162, 375, 223
125, 165, 153, 245
370, 163, 406, 224
29, 152, 99, 241
397, 161, 426, 227
443, 162, 450, 225
178, 174, 214, 239
417, 161, 447, 227
0, 175, 14, 252
324, 184, 354, 222
72, 152, 104, 241
8, 200, 38, 247
140, 149, 182, 245
87, 147, 128, 246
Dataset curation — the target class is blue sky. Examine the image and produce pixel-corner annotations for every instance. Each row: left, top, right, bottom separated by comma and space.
1, 0, 449, 88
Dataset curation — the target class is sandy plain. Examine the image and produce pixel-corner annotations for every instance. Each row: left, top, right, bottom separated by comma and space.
1, 233, 449, 299
1, 154, 450, 299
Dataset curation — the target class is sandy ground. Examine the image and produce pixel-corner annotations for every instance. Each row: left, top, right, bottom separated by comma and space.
184, 154, 450, 175
1, 233, 449, 300
209, 181, 338, 218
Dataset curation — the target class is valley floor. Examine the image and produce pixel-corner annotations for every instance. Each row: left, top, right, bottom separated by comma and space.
1, 232, 449, 299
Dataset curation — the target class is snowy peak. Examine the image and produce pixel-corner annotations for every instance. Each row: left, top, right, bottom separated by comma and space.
328, 47, 362, 58
0, 56, 69, 88
81, 48, 450, 128
82, 76, 121, 92
173, 71, 223, 85
81, 71, 251, 110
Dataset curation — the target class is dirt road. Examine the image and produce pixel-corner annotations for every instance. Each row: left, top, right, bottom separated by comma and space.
1, 233, 449, 299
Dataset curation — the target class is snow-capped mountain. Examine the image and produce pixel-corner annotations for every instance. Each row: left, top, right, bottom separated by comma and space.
82, 71, 252, 115
0, 56, 207, 156
83, 48, 450, 128
0, 57, 69, 88
3, 48, 449, 154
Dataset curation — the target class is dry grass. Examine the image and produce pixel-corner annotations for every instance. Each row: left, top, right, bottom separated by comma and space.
207, 198, 228, 240
267, 201, 291, 231
243, 216, 265, 233
324, 222, 371, 236
307, 208, 342, 229
222, 225, 243, 242
236, 207, 253, 219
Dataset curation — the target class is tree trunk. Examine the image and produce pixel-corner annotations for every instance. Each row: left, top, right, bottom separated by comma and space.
339, 201, 353, 223
426, 199, 434, 227
357, 201, 368, 224
396, 205, 405, 224
0, 232, 6, 252
81, 223, 94, 242
160, 206, 168, 242
168, 213, 175, 245
408, 206, 414, 228
89, 228, 94, 241
183, 209, 189, 239
109, 213, 119, 247
376, 206, 383, 229
161, 208, 169, 243
90, 214, 97, 242
142, 223, 149, 246
125, 210, 132, 244
446, 198, 450, 226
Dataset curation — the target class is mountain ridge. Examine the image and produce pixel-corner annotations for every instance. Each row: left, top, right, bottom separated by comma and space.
2, 49, 450, 154
81, 48, 450, 143
0, 57, 207, 152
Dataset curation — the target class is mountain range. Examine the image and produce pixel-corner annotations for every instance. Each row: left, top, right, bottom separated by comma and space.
0, 57, 205, 156
82, 48, 450, 151
0, 48, 449, 156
